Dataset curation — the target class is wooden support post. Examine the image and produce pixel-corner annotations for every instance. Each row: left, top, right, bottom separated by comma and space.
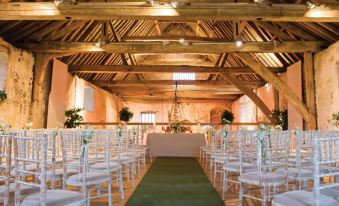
30, 53, 52, 128
236, 53, 311, 124
220, 73, 274, 123
303, 52, 317, 129
273, 88, 279, 110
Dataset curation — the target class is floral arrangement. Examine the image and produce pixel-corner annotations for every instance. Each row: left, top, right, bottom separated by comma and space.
64, 108, 84, 128
256, 123, 272, 163
80, 128, 94, 159
170, 120, 182, 133
81, 129, 93, 145
116, 124, 124, 137
23, 121, 33, 130
330, 112, 339, 127
119, 107, 134, 123
0, 123, 10, 134
0, 90, 7, 104
272, 109, 288, 130
221, 110, 234, 125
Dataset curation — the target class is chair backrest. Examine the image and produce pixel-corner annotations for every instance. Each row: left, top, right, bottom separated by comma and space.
0, 133, 12, 206
313, 133, 339, 206
256, 131, 290, 173
13, 131, 49, 205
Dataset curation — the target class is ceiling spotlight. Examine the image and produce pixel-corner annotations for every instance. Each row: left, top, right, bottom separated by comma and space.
171, 1, 178, 8
265, 83, 269, 88
235, 40, 243, 47
273, 40, 282, 46
54, 0, 63, 6
149, 0, 154, 6
95, 40, 105, 47
179, 38, 185, 43
306, 1, 317, 9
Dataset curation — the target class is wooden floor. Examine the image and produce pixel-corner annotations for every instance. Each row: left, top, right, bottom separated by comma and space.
90, 158, 253, 206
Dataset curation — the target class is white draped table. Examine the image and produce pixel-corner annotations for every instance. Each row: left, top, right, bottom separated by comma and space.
146, 133, 206, 157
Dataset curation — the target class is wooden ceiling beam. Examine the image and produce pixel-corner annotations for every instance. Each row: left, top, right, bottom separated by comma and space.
121, 97, 234, 104
236, 53, 312, 123
69, 65, 286, 74
94, 80, 263, 87
122, 35, 230, 42
0, 3, 338, 22
17, 41, 326, 53
220, 73, 274, 122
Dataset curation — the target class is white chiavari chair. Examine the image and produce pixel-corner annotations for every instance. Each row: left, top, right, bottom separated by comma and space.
90, 129, 124, 200
222, 130, 257, 200
272, 132, 339, 206
61, 129, 112, 206
14, 131, 85, 206
0, 133, 12, 206
276, 131, 317, 191
239, 131, 290, 206
110, 128, 136, 187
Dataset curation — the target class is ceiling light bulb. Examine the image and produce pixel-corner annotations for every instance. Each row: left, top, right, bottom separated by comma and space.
171, 1, 178, 8
265, 83, 269, 88
95, 41, 102, 47
179, 38, 185, 43
54, 0, 63, 6
306, 1, 316, 9
235, 40, 243, 47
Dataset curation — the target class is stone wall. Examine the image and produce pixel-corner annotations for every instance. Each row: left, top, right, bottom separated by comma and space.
0, 38, 34, 128
314, 41, 339, 130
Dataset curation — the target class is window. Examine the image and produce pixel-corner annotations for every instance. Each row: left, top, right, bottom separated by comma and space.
83, 86, 95, 112
141, 112, 156, 123
173, 73, 195, 80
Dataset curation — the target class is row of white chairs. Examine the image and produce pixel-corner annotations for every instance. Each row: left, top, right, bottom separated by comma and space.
0, 128, 151, 206
201, 129, 339, 206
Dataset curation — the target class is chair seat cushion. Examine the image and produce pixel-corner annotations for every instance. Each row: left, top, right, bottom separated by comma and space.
67, 172, 111, 186
223, 162, 256, 173
321, 185, 339, 201
21, 190, 85, 206
276, 168, 313, 178
90, 162, 122, 171
0, 182, 39, 197
239, 171, 285, 186
272, 190, 339, 206
47, 169, 78, 179
111, 156, 135, 164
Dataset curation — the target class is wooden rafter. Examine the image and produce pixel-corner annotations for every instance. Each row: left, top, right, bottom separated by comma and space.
220, 73, 274, 122
17, 41, 326, 53
94, 80, 263, 87
236, 53, 312, 123
0, 3, 338, 22
69, 65, 286, 74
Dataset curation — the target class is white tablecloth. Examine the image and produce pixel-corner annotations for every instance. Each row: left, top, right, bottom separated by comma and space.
146, 133, 206, 157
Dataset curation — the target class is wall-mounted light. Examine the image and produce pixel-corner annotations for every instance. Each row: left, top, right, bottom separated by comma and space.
265, 83, 269, 88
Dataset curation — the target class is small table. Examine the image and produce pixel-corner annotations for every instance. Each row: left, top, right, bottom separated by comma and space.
147, 133, 206, 157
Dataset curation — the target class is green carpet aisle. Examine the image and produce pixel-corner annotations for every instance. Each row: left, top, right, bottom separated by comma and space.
126, 157, 224, 206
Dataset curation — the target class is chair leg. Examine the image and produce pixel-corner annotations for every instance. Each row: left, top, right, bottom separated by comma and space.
213, 162, 217, 186
131, 162, 135, 187
118, 169, 125, 200
222, 170, 226, 200
239, 182, 243, 206
108, 181, 112, 206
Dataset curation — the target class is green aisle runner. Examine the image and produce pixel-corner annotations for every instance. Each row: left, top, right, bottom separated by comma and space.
126, 157, 224, 206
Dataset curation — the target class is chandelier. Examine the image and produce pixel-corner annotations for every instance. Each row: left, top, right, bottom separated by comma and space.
168, 82, 185, 123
